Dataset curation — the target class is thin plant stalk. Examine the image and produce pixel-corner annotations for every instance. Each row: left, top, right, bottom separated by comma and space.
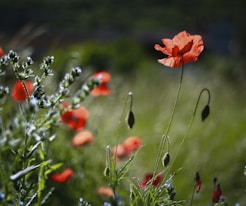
170, 88, 211, 168
153, 61, 184, 176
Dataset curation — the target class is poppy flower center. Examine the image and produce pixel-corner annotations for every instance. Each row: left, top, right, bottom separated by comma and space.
176, 40, 193, 56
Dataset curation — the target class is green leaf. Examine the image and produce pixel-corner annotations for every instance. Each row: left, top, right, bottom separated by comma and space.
39, 143, 45, 161
10, 164, 41, 181
27, 141, 42, 158
44, 163, 63, 176
118, 148, 141, 180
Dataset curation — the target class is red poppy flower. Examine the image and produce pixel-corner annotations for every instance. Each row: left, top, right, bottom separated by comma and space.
141, 173, 162, 189
122, 136, 142, 153
91, 71, 111, 96
50, 168, 74, 183
195, 172, 201, 193
0, 47, 4, 57
154, 30, 204, 68
11, 80, 34, 101
60, 103, 89, 130
112, 144, 127, 159
72, 130, 94, 147
212, 184, 223, 203
97, 186, 114, 198
112, 136, 142, 159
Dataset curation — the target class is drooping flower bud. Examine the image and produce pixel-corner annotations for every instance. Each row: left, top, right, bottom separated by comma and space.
201, 104, 210, 121
126, 110, 135, 129
162, 152, 170, 167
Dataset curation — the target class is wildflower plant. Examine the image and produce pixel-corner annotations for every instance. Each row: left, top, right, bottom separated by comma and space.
0, 50, 99, 205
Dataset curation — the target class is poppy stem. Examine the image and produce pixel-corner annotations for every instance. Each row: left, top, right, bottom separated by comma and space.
189, 183, 196, 206
153, 61, 184, 176
192, 88, 211, 117
128, 91, 133, 111
170, 88, 211, 169
21, 80, 31, 101
166, 62, 184, 135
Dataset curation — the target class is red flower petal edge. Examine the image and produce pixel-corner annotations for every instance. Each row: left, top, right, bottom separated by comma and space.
11, 80, 34, 101
50, 168, 74, 183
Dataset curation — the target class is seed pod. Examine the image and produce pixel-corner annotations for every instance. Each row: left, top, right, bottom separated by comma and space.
201, 104, 210, 121
162, 152, 170, 167
126, 110, 135, 129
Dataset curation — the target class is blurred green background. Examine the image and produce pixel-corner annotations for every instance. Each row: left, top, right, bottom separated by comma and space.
0, 0, 246, 205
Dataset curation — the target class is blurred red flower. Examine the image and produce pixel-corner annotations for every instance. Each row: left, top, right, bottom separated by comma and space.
50, 168, 74, 183
0, 47, 4, 57
97, 186, 114, 198
195, 172, 202, 193
72, 130, 94, 147
212, 184, 223, 203
60, 103, 89, 130
11, 80, 34, 101
112, 144, 127, 159
91, 71, 111, 96
122, 136, 142, 152
112, 136, 142, 159
141, 173, 162, 189
154, 30, 204, 68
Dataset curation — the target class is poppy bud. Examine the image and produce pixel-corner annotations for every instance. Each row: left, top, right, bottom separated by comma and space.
213, 177, 217, 185
103, 167, 110, 178
201, 104, 210, 121
162, 152, 170, 167
126, 110, 135, 129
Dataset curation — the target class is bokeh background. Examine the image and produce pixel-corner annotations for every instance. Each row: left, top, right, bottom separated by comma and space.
0, 0, 246, 205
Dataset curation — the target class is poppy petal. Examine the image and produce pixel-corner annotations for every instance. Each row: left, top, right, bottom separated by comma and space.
72, 130, 94, 147
50, 168, 74, 183
11, 80, 34, 101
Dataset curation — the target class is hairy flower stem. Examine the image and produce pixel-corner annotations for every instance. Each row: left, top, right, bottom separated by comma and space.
21, 80, 32, 100
153, 62, 184, 176
108, 92, 134, 197
170, 88, 211, 169
189, 183, 196, 206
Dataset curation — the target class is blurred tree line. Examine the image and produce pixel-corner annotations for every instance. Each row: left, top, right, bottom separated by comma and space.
0, 0, 244, 51
0, 0, 246, 80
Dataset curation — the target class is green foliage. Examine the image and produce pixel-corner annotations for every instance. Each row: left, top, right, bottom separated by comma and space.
50, 38, 149, 75
0, 51, 99, 205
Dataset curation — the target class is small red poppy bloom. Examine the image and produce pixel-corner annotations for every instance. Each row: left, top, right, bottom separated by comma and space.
122, 136, 142, 153
50, 168, 74, 183
141, 173, 162, 189
195, 172, 202, 193
154, 30, 204, 68
0, 47, 4, 57
91, 71, 111, 96
212, 184, 223, 203
112, 144, 128, 159
11, 80, 34, 101
60, 103, 89, 131
72, 130, 94, 147
97, 186, 114, 198
112, 136, 142, 159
